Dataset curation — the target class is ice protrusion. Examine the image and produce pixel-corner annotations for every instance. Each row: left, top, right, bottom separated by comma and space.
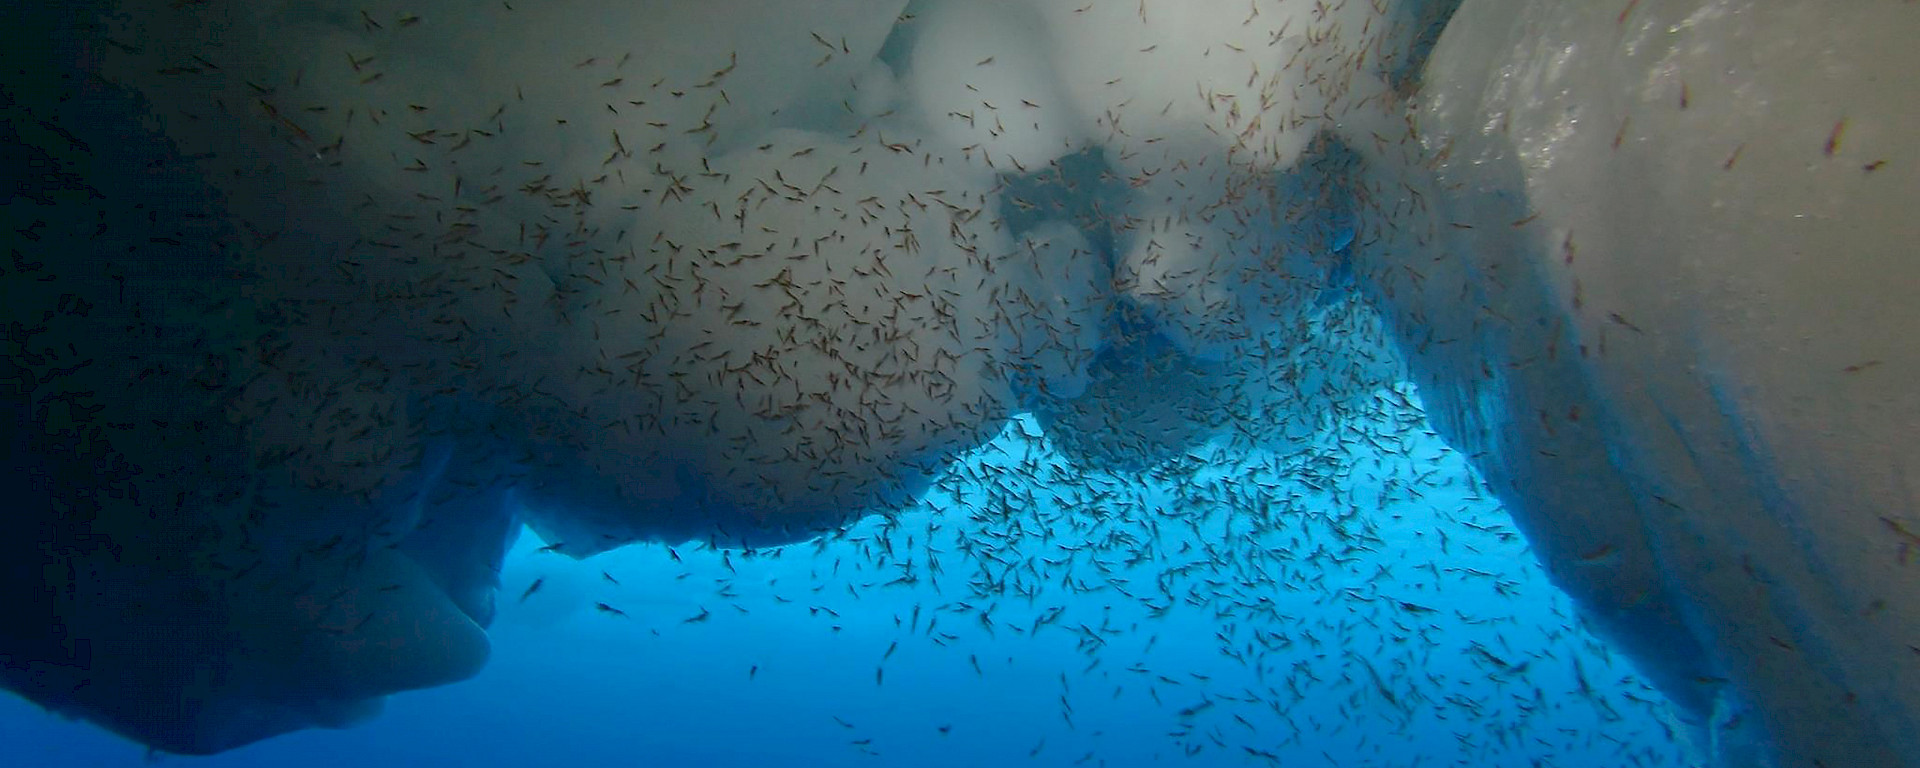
1365, 0, 1920, 764
905, 0, 1084, 172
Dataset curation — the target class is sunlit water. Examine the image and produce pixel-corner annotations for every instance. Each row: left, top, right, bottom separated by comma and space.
2, 407, 1694, 767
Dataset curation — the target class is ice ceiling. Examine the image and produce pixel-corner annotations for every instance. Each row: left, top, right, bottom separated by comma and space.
1, 0, 1915, 765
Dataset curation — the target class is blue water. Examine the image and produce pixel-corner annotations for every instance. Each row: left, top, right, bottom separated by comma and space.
1, 410, 1694, 767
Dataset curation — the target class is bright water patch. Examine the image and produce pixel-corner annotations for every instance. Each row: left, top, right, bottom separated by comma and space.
4, 406, 1693, 767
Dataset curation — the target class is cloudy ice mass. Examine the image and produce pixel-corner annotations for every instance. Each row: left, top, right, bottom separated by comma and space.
1, 0, 1915, 766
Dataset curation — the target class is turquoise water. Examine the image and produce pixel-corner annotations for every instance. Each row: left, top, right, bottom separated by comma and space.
2, 413, 1693, 767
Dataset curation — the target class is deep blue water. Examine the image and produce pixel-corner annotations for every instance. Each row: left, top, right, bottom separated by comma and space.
1, 412, 1695, 767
